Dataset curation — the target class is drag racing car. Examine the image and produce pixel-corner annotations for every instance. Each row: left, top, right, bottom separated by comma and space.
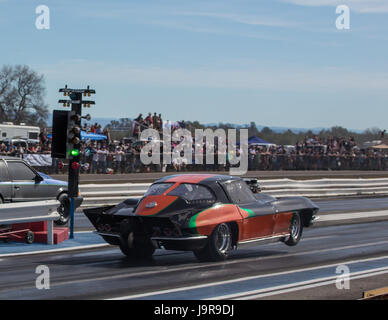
84, 174, 319, 261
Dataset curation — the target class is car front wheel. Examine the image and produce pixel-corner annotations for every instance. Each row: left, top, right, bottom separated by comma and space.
193, 223, 232, 262
284, 212, 303, 246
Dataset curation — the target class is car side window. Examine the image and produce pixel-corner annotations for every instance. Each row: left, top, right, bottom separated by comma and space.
224, 180, 256, 204
7, 161, 37, 181
168, 183, 215, 202
0, 160, 9, 181
144, 183, 174, 196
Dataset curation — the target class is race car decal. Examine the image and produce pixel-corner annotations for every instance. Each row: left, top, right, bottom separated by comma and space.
188, 204, 243, 235
239, 207, 256, 218
135, 195, 178, 216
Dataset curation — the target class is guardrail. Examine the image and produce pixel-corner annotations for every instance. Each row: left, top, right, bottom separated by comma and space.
79, 178, 388, 206
0, 200, 60, 244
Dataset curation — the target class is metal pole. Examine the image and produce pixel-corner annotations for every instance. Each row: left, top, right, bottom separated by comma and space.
69, 197, 75, 239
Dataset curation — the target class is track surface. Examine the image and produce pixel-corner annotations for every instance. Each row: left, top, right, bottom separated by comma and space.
1, 219, 388, 299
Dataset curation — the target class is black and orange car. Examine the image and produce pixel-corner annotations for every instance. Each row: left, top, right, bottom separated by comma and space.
84, 174, 319, 261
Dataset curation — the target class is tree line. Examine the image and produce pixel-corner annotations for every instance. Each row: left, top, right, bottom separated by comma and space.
0, 65, 48, 127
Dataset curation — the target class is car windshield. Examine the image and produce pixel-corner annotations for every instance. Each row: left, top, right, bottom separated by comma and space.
144, 183, 173, 196
167, 183, 215, 202
223, 180, 256, 204
38, 172, 51, 179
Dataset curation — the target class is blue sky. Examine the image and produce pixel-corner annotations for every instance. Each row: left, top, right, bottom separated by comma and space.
1, 0, 388, 130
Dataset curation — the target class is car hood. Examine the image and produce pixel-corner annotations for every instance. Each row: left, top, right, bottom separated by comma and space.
38, 172, 67, 186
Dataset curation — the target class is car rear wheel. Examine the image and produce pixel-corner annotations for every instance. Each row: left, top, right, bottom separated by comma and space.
55, 193, 70, 226
119, 221, 155, 259
285, 212, 303, 246
193, 223, 232, 262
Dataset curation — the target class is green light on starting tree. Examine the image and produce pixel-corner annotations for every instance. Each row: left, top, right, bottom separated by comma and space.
70, 149, 79, 157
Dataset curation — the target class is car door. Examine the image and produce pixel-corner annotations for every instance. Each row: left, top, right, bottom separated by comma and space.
222, 180, 276, 240
0, 159, 12, 202
271, 201, 294, 235
6, 160, 45, 202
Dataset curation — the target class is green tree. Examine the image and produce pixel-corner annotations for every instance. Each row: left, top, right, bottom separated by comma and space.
0, 65, 48, 127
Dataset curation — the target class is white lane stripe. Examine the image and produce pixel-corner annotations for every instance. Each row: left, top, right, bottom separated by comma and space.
318, 210, 388, 221
209, 267, 388, 300
107, 254, 388, 300
0, 244, 109, 258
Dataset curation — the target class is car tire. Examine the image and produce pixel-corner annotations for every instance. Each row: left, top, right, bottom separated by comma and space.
119, 222, 155, 259
285, 212, 303, 246
25, 231, 34, 244
55, 193, 70, 226
193, 223, 232, 262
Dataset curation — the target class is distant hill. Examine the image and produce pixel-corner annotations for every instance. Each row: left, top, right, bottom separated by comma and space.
203, 123, 364, 134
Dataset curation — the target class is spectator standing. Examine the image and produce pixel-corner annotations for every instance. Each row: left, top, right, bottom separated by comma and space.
133, 114, 143, 138
115, 146, 125, 173
144, 112, 153, 128
91, 146, 99, 173
98, 146, 108, 173
39, 128, 48, 145
152, 113, 159, 130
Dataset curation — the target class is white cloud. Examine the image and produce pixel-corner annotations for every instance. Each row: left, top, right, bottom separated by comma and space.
282, 0, 388, 13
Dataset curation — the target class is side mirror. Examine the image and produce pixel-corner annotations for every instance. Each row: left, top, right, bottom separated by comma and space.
34, 175, 43, 183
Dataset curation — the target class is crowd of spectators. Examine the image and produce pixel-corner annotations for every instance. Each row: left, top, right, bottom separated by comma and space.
60, 132, 388, 174
55, 134, 388, 174
133, 113, 163, 137
1, 121, 388, 173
